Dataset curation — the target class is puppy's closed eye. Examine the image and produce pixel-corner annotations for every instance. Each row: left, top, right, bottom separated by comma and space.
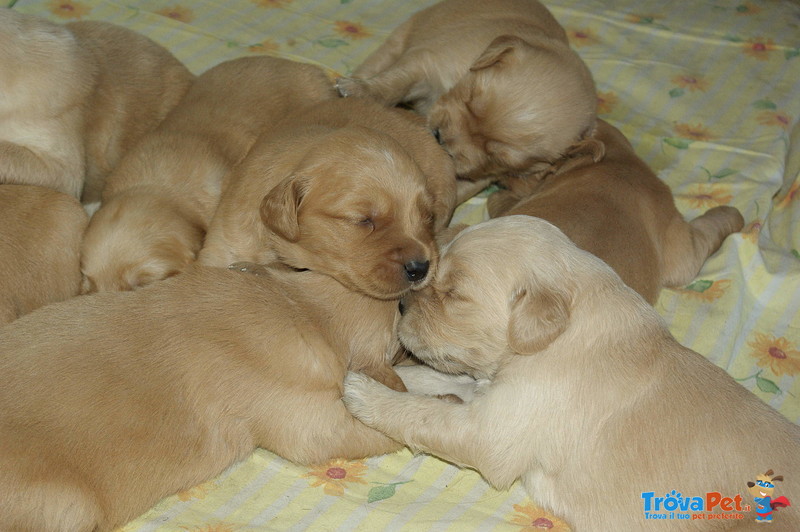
507, 285, 570, 355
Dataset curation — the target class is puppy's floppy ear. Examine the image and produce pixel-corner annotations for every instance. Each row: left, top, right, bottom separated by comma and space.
470, 35, 524, 71
507, 284, 570, 355
259, 174, 310, 242
549, 126, 606, 177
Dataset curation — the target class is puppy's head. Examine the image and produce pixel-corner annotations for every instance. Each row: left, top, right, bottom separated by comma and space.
428, 35, 600, 179
398, 216, 618, 379
260, 127, 438, 300
80, 194, 204, 293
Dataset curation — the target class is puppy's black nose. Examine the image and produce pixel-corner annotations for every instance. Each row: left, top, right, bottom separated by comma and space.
433, 128, 443, 145
398, 299, 406, 315
404, 260, 429, 282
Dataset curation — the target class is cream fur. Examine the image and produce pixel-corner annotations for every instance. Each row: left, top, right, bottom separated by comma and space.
344, 216, 800, 531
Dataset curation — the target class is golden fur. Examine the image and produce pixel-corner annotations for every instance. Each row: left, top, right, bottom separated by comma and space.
80, 57, 337, 293
0, 9, 193, 200
0, 265, 405, 532
198, 97, 456, 300
344, 216, 800, 531
335, 0, 599, 179
488, 119, 745, 303
0, 185, 88, 324
67, 20, 195, 203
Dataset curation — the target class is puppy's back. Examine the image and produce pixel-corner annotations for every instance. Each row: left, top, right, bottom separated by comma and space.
67, 20, 195, 203
0, 185, 87, 324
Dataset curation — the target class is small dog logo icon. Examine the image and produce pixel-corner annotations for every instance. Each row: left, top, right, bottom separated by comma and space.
747, 470, 791, 524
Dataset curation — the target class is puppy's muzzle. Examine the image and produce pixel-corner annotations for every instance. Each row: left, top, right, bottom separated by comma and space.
404, 260, 429, 283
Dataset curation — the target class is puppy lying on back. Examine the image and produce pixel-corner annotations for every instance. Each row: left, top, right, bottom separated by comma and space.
198, 97, 456, 300
344, 216, 800, 531
0, 264, 406, 532
0, 9, 193, 199
488, 119, 744, 303
81, 57, 336, 292
0, 185, 88, 324
336, 0, 600, 180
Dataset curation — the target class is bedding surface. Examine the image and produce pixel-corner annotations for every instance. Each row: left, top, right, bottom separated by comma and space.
8, 0, 800, 530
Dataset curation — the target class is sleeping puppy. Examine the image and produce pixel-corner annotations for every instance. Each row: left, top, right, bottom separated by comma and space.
0, 9, 94, 197
198, 97, 456, 300
0, 9, 193, 200
487, 119, 744, 303
0, 185, 88, 324
81, 56, 336, 292
67, 20, 195, 203
344, 216, 800, 531
335, 0, 600, 180
0, 264, 406, 532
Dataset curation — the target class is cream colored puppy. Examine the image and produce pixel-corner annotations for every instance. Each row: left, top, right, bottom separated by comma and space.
198, 97, 456, 300
0, 264, 405, 532
344, 216, 800, 531
488, 119, 745, 303
336, 0, 599, 179
0, 9, 193, 200
81, 57, 336, 292
0, 185, 88, 324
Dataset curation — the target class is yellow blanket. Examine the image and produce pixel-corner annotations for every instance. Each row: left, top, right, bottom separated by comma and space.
11, 0, 799, 530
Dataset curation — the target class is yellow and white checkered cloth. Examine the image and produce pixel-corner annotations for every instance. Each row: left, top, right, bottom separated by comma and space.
9, 0, 800, 529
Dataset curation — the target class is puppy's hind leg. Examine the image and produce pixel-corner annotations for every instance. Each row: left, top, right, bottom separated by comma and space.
351, 18, 414, 79
337, 52, 433, 106
0, 475, 103, 532
661, 206, 745, 287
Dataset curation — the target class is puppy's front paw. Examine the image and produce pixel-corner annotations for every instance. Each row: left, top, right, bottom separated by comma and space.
335, 77, 368, 98
343, 372, 387, 425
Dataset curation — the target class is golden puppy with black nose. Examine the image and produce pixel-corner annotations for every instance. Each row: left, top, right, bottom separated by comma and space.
199, 97, 456, 300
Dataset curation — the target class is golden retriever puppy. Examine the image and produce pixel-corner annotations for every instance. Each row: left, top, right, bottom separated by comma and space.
198, 97, 456, 300
81, 57, 336, 293
487, 119, 745, 303
344, 216, 800, 531
335, 0, 600, 180
0, 9, 193, 200
0, 264, 406, 532
67, 20, 195, 203
0, 185, 87, 324
0, 9, 93, 197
